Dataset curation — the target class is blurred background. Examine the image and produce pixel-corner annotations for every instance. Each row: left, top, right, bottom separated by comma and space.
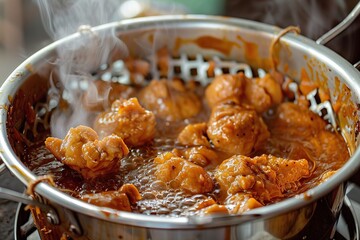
0, 0, 359, 84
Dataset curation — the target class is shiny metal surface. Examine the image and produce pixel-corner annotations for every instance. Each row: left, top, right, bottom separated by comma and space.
354, 60, 360, 70
344, 184, 360, 240
0, 188, 59, 225
0, 15, 360, 239
0, 162, 5, 175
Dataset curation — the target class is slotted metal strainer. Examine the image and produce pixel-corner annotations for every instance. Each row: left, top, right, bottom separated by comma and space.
92, 52, 339, 131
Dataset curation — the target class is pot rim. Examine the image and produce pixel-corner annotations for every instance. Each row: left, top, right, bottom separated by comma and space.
0, 15, 360, 229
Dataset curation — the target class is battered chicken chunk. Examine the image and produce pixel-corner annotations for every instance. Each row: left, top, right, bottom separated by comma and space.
243, 74, 283, 113
177, 123, 210, 147
124, 57, 151, 80
80, 184, 141, 211
205, 73, 245, 108
193, 198, 229, 215
215, 154, 310, 204
82, 80, 135, 111
94, 98, 156, 147
268, 102, 327, 138
154, 152, 214, 194
205, 73, 282, 113
264, 102, 348, 185
207, 102, 269, 155
172, 146, 220, 168
138, 79, 202, 121
225, 193, 263, 214
45, 125, 129, 179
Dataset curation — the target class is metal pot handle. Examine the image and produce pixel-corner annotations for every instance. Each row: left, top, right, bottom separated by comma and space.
354, 60, 360, 70
316, 1, 360, 46
344, 183, 360, 240
0, 185, 84, 237
316, 1, 360, 70
0, 187, 60, 225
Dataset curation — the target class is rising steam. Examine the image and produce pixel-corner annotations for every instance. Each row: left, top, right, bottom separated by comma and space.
36, 0, 130, 138
36, 0, 124, 40
36, 0, 189, 138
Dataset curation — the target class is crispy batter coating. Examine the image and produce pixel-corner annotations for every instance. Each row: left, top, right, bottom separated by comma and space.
124, 57, 151, 78
243, 74, 283, 113
172, 146, 220, 168
205, 73, 245, 108
80, 184, 141, 211
268, 102, 327, 138
154, 152, 214, 194
205, 73, 283, 113
207, 102, 269, 155
215, 154, 310, 204
138, 79, 202, 121
225, 193, 263, 214
193, 198, 229, 215
94, 98, 156, 147
45, 125, 129, 179
177, 122, 210, 147
257, 74, 283, 106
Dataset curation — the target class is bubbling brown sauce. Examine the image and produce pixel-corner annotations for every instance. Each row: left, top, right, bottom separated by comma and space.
20, 76, 350, 216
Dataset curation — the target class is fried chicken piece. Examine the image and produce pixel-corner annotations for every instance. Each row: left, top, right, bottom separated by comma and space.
177, 123, 211, 147
94, 97, 156, 147
154, 152, 214, 194
172, 146, 220, 168
197, 204, 229, 215
45, 125, 129, 180
225, 193, 263, 214
192, 198, 229, 215
124, 57, 151, 78
205, 73, 283, 113
205, 73, 245, 108
268, 102, 327, 139
80, 184, 141, 211
118, 183, 142, 204
138, 79, 202, 121
82, 80, 135, 111
243, 74, 283, 113
215, 154, 310, 204
207, 102, 269, 155
266, 103, 348, 180
194, 198, 217, 210
156, 47, 170, 77
254, 73, 283, 106
306, 130, 348, 175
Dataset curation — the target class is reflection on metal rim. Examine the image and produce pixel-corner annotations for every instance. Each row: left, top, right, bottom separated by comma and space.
0, 162, 5, 175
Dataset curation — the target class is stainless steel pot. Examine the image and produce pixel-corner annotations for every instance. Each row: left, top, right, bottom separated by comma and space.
1, 9, 360, 240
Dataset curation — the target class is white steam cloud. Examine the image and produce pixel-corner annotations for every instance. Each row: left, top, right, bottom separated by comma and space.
36, 0, 189, 138
35, 0, 130, 138
36, 0, 124, 40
